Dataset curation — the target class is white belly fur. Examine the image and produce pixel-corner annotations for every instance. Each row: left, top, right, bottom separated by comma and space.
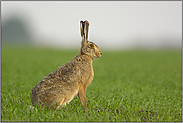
67, 89, 79, 104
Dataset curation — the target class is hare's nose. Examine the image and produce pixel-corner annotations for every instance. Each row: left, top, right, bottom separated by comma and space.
100, 52, 102, 55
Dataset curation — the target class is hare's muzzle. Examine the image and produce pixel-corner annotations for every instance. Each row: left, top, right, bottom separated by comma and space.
97, 50, 102, 58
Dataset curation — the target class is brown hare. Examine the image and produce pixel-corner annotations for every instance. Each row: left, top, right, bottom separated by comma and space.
31, 20, 102, 110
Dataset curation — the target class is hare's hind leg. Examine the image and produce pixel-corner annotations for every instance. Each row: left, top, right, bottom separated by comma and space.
54, 98, 65, 110
61, 98, 68, 107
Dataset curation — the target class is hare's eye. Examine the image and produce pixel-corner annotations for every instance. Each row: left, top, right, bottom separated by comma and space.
90, 44, 94, 48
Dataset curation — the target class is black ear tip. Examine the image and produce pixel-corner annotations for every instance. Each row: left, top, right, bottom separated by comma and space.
85, 20, 89, 25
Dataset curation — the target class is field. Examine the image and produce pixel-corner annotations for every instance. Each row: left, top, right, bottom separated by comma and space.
1, 45, 182, 122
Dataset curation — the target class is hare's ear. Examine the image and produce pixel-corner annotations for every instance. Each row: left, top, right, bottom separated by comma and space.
80, 21, 85, 41
84, 20, 89, 40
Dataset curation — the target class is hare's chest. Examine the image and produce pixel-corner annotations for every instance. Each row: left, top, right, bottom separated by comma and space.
85, 65, 94, 86
79, 63, 94, 85
87, 71, 94, 85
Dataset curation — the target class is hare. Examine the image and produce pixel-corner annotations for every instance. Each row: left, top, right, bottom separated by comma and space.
31, 20, 102, 110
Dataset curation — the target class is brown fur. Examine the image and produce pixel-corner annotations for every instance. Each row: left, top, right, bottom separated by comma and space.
31, 20, 102, 110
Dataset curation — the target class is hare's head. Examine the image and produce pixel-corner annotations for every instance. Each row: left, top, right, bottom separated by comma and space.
79, 20, 102, 59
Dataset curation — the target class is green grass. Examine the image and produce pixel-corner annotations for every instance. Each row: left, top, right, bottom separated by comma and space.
1, 45, 182, 122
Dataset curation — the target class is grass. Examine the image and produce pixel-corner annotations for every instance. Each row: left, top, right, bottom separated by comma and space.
1, 45, 182, 122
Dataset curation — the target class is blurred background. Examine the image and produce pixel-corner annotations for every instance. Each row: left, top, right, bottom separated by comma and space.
1, 1, 182, 50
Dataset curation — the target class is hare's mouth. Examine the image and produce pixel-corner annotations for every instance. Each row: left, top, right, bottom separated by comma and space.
95, 53, 102, 58
98, 52, 102, 58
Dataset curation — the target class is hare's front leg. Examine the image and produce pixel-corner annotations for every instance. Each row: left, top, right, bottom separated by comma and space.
78, 85, 87, 108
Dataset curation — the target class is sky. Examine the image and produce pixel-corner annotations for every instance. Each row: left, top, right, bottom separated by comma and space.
1, 1, 182, 49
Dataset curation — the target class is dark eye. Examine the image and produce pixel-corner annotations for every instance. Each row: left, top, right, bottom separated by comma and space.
90, 44, 94, 48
